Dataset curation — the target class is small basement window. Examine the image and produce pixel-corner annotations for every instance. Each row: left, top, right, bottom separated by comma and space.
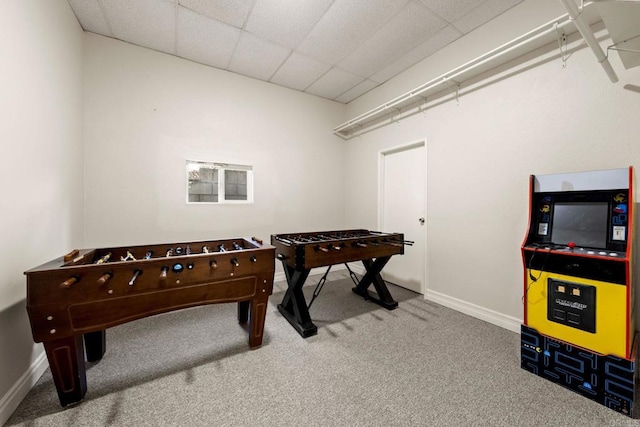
186, 160, 253, 204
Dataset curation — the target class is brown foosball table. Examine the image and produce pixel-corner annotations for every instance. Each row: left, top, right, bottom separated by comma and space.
25, 237, 275, 407
271, 229, 410, 338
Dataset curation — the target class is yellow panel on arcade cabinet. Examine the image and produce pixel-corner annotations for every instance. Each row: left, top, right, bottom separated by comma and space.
525, 269, 628, 357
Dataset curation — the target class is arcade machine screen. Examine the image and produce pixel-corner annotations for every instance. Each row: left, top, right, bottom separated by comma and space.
551, 202, 608, 248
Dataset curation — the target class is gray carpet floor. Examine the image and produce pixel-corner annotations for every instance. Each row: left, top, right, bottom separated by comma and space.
6, 270, 640, 426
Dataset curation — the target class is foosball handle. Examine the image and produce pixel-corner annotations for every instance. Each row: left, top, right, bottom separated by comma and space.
60, 276, 79, 288
96, 273, 112, 285
128, 270, 142, 286
159, 267, 168, 283
63, 249, 79, 262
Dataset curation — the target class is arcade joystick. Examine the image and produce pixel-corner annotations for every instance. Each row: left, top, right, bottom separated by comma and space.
567, 242, 576, 250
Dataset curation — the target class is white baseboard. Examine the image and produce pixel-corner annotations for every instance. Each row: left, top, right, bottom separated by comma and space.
0, 350, 48, 426
425, 289, 522, 334
276, 265, 522, 334
347, 263, 521, 334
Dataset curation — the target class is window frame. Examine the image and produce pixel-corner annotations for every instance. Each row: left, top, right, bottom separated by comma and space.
186, 160, 254, 204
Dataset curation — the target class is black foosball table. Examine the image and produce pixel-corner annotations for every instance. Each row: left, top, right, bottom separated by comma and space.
25, 237, 275, 407
271, 229, 411, 338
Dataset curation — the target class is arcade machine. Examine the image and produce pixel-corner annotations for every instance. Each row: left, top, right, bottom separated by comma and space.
521, 167, 637, 417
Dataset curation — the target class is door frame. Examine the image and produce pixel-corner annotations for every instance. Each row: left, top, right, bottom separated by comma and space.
377, 139, 427, 295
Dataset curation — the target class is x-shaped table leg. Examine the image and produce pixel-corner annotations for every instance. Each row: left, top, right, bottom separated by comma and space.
277, 263, 317, 337
351, 256, 398, 310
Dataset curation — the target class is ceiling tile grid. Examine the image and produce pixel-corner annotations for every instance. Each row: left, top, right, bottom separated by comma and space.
269, 52, 332, 92
452, 0, 525, 34
176, 7, 240, 69
178, 0, 253, 28
228, 32, 291, 81
99, 0, 177, 55
335, 79, 381, 104
66, 0, 112, 36
370, 26, 463, 83
244, 0, 334, 49
305, 67, 365, 100
66, 0, 526, 103
338, 2, 448, 79
295, 0, 409, 65
419, 0, 487, 23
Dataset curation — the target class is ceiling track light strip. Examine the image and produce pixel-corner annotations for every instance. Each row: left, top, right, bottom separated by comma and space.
333, 13, 577, 139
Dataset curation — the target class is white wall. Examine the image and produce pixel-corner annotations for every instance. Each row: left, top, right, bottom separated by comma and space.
0, 0, 84, 423
83, 33, 346, 250
343, 0, 640, 330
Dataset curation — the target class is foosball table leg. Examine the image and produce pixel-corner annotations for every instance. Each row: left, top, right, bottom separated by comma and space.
277, 264, 317, 337
83, 330, 106, 362
42, 335, 87, 406
248, 294, 269, 348
237, 300, 250, 324
352, 257, 398, 310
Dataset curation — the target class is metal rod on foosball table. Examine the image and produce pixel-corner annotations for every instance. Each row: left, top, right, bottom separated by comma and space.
378, 240, 403, 247
274, 236, 293, 245
317, 234, 339, 242
307, 265, 332, 309
389, 239, 415, 246
344, 263, 360, 286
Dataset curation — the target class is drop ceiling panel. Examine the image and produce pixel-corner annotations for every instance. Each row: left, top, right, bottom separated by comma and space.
419, 0, 486, 23
228, 32, 291, 81
67, 0, 535, 103
335, 79, 380, 104
270, 52, 332, 91
452, 0, 523, 34
178, 0, 252, 28
99, 0, 176, 55
67, 0, 112, 36
177, 7, 240, 69
305, 68, 364, 100
296, 0, 408, 64
245, 0, 333, 49
370, 26, 462, 83
339, 2, 447, 78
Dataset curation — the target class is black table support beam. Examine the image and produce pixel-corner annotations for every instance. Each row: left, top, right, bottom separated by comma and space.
277, 257, 398, 338
352, 257, 398, 310
277, 264, 316, 337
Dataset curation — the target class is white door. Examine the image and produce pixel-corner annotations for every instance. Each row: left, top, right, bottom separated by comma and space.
380, 142, 426, 294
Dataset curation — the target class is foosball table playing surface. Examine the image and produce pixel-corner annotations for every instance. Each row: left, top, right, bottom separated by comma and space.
271, 229, 411, 338
25, 236, 275, 407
